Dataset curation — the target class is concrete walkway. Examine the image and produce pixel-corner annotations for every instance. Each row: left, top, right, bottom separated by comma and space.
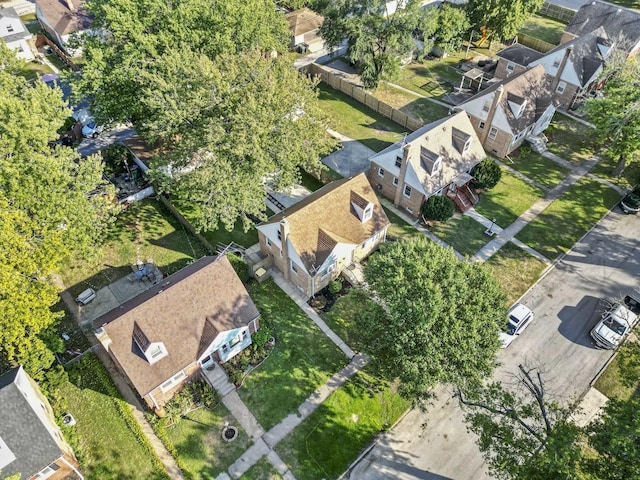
222, 391, 265, 440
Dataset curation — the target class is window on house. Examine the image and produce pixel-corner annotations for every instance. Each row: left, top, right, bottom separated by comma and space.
221, 344, 228, 352
277, 230, 281, 241
406, 207, 413, 214
395, 157, 402, 168
478, 121, 485, 129
265, 237, 271, 247
230, 334, 241, 348
378, 167, 385, 177
553, 57, 560, 68
403, 185, 412, 198
463, 138, 471, 153
392, 177, 398, 186
556, 81, 567, 94
150, 345, 164, 359
506, 61, 515, 74
363, 204, 373, 221
6, 25, 14, 33
17, 45, 24, 52
488, 127, 498, 140
290, 261, 298, 274
482, 101, 491, 112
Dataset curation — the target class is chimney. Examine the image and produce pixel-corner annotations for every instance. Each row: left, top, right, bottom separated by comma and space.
66, 0, 75, 11
552, 47, 572, 92
393, 143, 411, 207
479, 85, 504, 144
279, 217, 290, 280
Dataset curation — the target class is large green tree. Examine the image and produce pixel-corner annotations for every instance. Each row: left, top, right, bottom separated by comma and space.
317, 0, 433, 88
585, 58, 640, 178
355, 237, 506, 404
76, 0, 335, 232
466, 0, 544, 45
0, 45, 114, 377
432, 3, 471, 55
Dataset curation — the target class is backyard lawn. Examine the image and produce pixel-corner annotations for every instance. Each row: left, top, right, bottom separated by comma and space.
504, 150, 570, 189
516, 177, 621, 260
238, 279, 347, 431
157, 405, 252, 479
54, 355, 169, 480
546, 115, 600, 164
239, 457, 284, 480
518, 14, 567, 45
485, 242, 548, 305
373, 82, 450, 125
475, 167, 546, 228
429, 214, 490, 257
394, 52, 468, 99
276, 369, 409, 480
316, 83, 405, 152
62, 198, 210, 298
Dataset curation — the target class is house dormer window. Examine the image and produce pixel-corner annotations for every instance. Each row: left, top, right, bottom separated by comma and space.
395, 156, 402, 168
277, 230, 282, 241
133, 322, 168, 365
506, 61, 515, 75
7, 25, 14, 33
363, 204, 373, 222
482, 101, 490, 112
420, 146, 441, 175
552, 57, 561, 68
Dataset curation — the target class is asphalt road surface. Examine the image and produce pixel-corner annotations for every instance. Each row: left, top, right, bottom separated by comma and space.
77, 125, 136, 157
351, 205, 640, 479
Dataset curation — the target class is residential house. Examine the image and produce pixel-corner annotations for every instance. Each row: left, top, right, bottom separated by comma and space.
285, 7, 324, 53
94, 256, 260, 411
0, 7, 34, 60
368, 111, 486, 215
455, 64, 556, 158
496, 28, 614, 109
0, 366, 82, 480
561, 0, 640, 57
257, 173, 390, 298
35, 0, 92, 55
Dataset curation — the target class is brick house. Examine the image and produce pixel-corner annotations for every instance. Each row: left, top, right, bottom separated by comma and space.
257, 173, 390, 299
35, 0, 92, 55
0, 366, 82, 480
496, 27, 614, 109
94, 256, 260, 411
0, 7, 34, 60
455, 64, 556, 158
561, 0, 640, 58
367, 111, 486, 216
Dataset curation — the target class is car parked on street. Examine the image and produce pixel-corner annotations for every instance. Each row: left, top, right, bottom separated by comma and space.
500, 303, 534, 348
590, 294, 640, 349
82, 121, 104, 138
620, 187, 640, 214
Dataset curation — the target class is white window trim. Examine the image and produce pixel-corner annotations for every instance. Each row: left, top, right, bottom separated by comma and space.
392, 177, 398, 186
160, 370, 187, 393
482, 101, 490, 112
403, 185, 412, 198
395, 157, 402, 168
506, 61, 515, 74
290, 260, 298, 274
478, 121, 485, 130
378, 167, 385, 177
488, 127, 498, 140
556, 81, 567, 94
266, 237, 271, 247
363, 204, 373, 221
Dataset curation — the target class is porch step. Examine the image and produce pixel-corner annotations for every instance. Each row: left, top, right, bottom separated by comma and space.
527, 135, 548, 153
201, 365, 236, 397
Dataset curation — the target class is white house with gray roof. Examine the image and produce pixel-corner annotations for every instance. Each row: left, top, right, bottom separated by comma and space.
0, 7, 34, 60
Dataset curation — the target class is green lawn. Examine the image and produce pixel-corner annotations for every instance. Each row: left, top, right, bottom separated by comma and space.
158, 405, 252, 479
54, 354, 169, 479
382, 206, 424, 242
62, 198, 210, 298
546, 115, 600, 164
239, 457, 284, 480
594, 343, 640, 401
485, 242, 548, 305
394, 51, 469, 99
299, 168, 327, 192
373, 83, 450, 124
516, 177, 621, 260
46, 53, 68, 71
20, 12, 37, 23
276, 369, 409, 480
18, 59, 54, 81
475, 168, 546, 228
430, 215, 490, 257
590, 153, 640, 190
518, 14, 567, 44
321, 291, 364, 352
608, 0, 640, 8
237, 279, 347, 431
316, 83, 406, 152
506, 150, 570, 189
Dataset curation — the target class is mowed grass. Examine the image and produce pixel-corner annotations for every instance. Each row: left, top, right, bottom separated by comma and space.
316, 83, 405, 152
373, 83, 450, 124
382, 206, 424, 242
516, 177, 621, 260
395, 52, 467, 98
238, 279, 347, 431
430, 214, 490, 257
239, 456, 284, 480
62, 198, 209, 298
475, 168, 546, 228
485, 242, 548, 305
590, 152, 640, 190
518, 14, 567, 44
56, 355, 169, 480
160, 405, 252, 478
276, 369, 409, 480
594, 343, 640, 401
506, 150, 570, 189
322, 291, 364, 352
608, 0, 640, 8
547, 115, 599, 164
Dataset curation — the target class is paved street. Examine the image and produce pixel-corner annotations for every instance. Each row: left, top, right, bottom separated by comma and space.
77, 125, 136, 157
351, 206, 640, 479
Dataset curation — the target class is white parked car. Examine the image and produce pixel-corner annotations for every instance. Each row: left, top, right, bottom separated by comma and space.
82, 121, 104, 138
499, 303, 534, 348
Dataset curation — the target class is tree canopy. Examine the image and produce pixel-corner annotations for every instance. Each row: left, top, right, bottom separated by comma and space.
317, 0, 431, 88
431, 3, 471, 55
0, 45, 114, 377
466, 0, 544, 45
356, 237, 506, 404
76, 0, 335, 232
585, 58, 640, 177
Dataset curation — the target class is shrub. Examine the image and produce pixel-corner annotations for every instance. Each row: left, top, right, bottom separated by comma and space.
328, 279, 343, 295
472, 159, 502, 190
420, 195, 455, 222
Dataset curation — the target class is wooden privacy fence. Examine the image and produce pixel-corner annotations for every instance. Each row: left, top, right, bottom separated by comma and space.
538, 1, 577, 23
307, 63, 424, 132
35, 34, 79, 71
515, 33, 557, 53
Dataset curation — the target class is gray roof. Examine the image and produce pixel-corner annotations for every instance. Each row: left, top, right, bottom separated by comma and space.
0, 7, 32, 43
564, 0, 640, 52
496, 44, 543, 66
0, 6, 20, 19
0, 367, 64, 478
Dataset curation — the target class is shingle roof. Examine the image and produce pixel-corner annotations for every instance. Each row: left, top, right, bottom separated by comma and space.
35, 0, 92, 36
0, 7, 32, 43
285, 7, 323, 36
564, 0, 640, 52
496, 44, 544, 65
263, 174, 390, 271
0, 367, 64, 478
98, 256, 259, 396
0, 6, 19, 19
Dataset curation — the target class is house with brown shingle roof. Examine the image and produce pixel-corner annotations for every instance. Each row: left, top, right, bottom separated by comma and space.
455, 64, 556, 158
368, 111, 487, 216
257, 173, 390, 298
35, 0, 92, 55
285, 7, 324, 53
94, 255, 260, 410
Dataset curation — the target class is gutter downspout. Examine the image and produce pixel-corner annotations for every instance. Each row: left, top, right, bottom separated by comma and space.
60, 454, 84, 480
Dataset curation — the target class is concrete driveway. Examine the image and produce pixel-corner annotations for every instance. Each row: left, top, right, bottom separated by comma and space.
351, 206, 640, 479
323, 133, 375, 178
